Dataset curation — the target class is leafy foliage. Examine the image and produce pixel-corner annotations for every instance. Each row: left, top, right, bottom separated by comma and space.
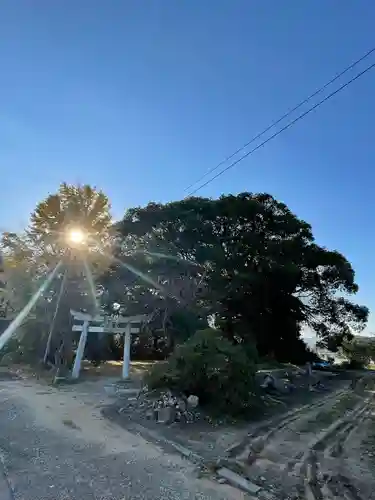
2, 183, 113, 369
2, 187, 369, 373
146, 328, 259, 416
29, 182, 112, 254
0, 231, 62, 360
341, 338, 375, 369
115, 193, 368, 359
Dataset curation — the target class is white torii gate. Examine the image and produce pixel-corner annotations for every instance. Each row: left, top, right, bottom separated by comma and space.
70, 310, 150, 380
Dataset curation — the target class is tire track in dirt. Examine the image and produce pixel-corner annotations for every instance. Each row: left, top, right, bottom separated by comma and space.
231, 385, 351, 463
228, 376, 374, 499
297, 382, 374, 500
238, 387, 354, 467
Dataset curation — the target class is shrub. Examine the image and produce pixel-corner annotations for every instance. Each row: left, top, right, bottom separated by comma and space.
341, 340, 374, 369
145, 328, 259, 416
341, 360, 366, 370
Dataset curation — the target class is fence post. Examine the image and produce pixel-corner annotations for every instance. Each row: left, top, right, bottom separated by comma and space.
72, 320, 88, 379
122, 322, 131, 379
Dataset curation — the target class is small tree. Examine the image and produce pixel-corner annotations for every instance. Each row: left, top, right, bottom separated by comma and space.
341, 339, 374, 368
146, 328, 259, 416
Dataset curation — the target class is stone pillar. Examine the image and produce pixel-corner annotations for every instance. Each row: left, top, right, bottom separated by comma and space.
71, 320, 88, 379
122, 323, 131, 379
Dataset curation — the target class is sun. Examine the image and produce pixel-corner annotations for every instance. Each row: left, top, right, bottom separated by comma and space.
68, 229, 85, 245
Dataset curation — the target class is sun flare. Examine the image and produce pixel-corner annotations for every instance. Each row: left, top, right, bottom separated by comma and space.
68, 229, 85, 244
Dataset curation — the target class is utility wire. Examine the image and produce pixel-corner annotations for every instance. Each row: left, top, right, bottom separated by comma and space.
187, 60, 375, 196
184, 46, 375, 194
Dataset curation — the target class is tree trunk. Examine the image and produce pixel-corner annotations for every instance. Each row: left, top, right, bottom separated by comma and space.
50, 257, 91, 374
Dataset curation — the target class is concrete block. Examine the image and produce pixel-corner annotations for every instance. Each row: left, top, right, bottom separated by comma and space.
217, 467, 261, 495
156, 406, 175, 424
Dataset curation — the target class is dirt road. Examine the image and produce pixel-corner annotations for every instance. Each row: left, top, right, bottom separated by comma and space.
0, 378, 245, 500
1, 373, 374, 500
227, 374, 375, 499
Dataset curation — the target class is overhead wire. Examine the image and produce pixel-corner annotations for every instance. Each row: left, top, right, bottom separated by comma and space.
184, 46, 375, 194
186, 59, 375, 196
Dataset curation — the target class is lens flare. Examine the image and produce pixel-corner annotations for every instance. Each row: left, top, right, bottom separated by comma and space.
68, 229, 85, 244
0, 261, 62, 352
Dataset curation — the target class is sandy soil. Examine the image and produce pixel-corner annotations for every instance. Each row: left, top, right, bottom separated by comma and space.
226, 374, 375, 499
3, 368, 375, 499
0, 375, 252, 500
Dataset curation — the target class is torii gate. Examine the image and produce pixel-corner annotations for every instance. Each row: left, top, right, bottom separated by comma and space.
70, 310, 150, 380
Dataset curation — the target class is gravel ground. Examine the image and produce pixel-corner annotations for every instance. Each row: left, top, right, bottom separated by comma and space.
0, 380, 246, 500
101, 370, 350, 464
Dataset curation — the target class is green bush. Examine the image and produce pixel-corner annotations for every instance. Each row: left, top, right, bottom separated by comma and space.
341, 360, 366, 370
145, 328, 259, 416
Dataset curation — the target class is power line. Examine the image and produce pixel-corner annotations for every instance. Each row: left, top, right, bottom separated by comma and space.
187, 60, 375, 197
184, 46, 375, 194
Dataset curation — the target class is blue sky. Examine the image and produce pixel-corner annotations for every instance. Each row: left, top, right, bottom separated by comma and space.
1, 1, 375, 331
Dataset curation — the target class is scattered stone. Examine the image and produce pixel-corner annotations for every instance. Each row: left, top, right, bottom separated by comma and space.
139, 384, 149, 395
118, 407, 130, 414
187, 395, 199, 408
216, 467, 261, 495
130, 389, 201, 424
62, 418, 81, 430
145, 410, 154, 420
53, 376, 68, 385
305, 462, 314, 484
216, 457, 227, 467
177, 399, 187, 412
250, 436, 265, 453
258, 491, 277, 500
157, 406, 175, 424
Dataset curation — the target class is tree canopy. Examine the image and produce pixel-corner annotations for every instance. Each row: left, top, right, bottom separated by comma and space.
114, 192, 368, 360
1, 183, 114, 368
28, 182, 112, 257
1, 187, 369, 367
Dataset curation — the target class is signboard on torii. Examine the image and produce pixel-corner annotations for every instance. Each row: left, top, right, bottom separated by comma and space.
70, 309, 151, 380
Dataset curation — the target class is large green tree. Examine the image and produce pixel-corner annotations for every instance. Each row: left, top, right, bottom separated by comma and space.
29, 182, 112, 253
27, 183, 113, 369
115, 193, 368, 360
101, 215, 209, 355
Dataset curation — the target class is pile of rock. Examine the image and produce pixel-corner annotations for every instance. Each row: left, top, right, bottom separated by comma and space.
117, 385, 202, 425
139, 388, 200, 425
153, 391, 199, 424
